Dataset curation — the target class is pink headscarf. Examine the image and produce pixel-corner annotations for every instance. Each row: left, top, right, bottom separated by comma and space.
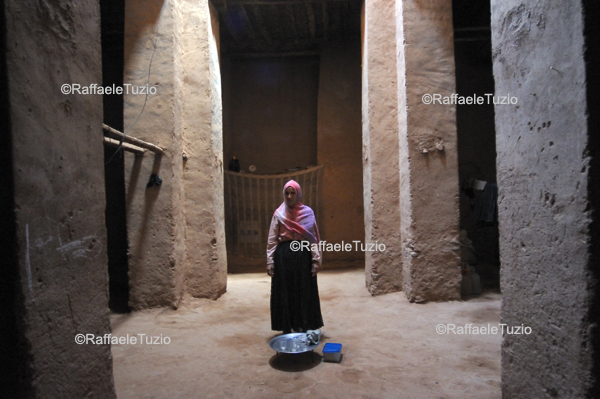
274, 180, 320, 244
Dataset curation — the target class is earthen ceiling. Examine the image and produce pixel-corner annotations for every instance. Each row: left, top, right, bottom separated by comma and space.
211, 0, 362, 55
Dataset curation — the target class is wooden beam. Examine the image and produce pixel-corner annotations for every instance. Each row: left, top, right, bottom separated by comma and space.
328, 1, 341, 38
348, 0, 361, 34
102, 124, 165, 154
454, 37, 491, 42
225, 0, 348, 4
305, 2, 316, 43
322, 0, 328, 40
269, 5, 282, 44
236, 4, 257, 41
454, 27, 491, 32
249, 5, 273, 45
223, 7, 243, 43
223, 50, 319, 58
286, 4, 298, 43
103, 137, 146, 155
211, 0, 228, 13
342, 1, 350, 36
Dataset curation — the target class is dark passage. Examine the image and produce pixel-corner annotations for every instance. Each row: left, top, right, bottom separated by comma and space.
101, 0, 130, 313
453, 0, 500, 292
583, 0, 600, 396
0, 0, 34, 395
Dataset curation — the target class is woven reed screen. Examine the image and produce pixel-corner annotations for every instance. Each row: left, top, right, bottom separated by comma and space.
224, 165, 324, 256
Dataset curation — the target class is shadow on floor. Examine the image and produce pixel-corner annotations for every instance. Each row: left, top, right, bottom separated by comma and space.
269, 351, 322, 372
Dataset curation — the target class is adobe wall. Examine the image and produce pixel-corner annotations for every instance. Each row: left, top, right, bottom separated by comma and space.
222, 55, 319, 175
396, 0, 461, 302
5, 0, 115, 396
361, 0, 403, 295
316, 39, 365, 269
124, 0, 180, 308
491, 1, 597, 396
178, 0, 227, 299
124, 0, 226, 306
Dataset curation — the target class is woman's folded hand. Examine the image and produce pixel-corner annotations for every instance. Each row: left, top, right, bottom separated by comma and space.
311, 263, 321, 276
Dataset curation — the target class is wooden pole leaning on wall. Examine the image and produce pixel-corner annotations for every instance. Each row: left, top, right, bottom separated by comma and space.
102, 124, 165, 154
103, 136, 146, 155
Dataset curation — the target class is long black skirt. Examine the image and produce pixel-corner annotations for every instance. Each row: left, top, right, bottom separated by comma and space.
271, 241, 324, 332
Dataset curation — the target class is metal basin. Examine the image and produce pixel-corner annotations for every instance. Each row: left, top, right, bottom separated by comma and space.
269, 333, 320, 354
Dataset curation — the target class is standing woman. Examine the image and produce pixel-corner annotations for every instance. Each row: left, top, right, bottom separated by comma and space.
267, 180, 324, 334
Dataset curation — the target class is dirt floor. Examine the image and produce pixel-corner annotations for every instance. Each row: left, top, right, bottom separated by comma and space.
111, 269, 501, 398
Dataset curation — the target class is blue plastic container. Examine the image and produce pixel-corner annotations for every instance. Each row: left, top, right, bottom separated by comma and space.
322, 343, 343, 362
